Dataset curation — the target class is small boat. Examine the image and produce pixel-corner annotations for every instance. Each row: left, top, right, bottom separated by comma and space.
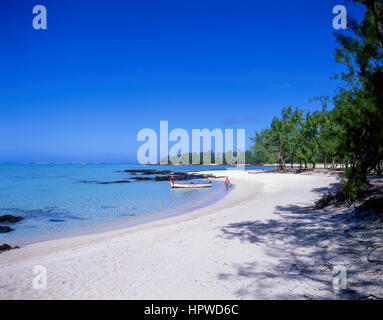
170, 181, 212, 188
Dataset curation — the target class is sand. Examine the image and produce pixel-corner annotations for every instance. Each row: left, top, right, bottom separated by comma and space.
0, 170, 379, 300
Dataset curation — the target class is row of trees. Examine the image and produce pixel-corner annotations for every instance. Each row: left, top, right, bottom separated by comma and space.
251, 0, 383, 197
160, 151, 247, 165
250, 104, 341, 170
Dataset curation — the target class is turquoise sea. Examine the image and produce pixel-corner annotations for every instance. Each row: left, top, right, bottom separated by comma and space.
0, 163, 274, 244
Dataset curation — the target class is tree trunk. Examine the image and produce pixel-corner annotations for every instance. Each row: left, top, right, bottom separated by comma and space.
324, 154, 327, 169
304, 162, 307, 169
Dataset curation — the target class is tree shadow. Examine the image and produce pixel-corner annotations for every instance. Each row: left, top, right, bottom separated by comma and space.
218, 190, 383, 299
311, 182, 342, 195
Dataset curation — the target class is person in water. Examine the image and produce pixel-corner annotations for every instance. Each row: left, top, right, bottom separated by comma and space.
224, 177, 231, 191
169, 176, 174, 186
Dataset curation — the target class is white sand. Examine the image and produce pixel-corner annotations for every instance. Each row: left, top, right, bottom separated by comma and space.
0, 171, 345, 299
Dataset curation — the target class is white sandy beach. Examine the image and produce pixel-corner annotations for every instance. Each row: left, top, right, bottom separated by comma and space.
1, 170, 380, 300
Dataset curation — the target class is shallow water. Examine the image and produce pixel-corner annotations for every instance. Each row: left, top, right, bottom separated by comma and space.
0, 163, 273, 244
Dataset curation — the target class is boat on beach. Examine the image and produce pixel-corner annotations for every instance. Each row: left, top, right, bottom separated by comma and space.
170, 181, 212, 188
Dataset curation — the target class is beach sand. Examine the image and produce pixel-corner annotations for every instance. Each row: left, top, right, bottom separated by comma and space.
0, 170, 380, 299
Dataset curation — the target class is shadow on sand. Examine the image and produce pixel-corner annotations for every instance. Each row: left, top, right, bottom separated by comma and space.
217, 184, 383, 299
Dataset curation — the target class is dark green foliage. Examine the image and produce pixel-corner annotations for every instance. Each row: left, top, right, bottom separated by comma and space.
251, 106, 303, 169
251, 105, 339, 170
332, 0, 383, 196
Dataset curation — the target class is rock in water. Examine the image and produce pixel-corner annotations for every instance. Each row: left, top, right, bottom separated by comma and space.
0, 243, 20, 253
0, 244, 12, 252
0, 215, 23, 223
0, 226, 12, 233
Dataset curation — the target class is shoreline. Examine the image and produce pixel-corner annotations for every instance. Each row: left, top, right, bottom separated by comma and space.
3, 170, 379, 299
0, 171, 233, 262
4, 179, 227, 247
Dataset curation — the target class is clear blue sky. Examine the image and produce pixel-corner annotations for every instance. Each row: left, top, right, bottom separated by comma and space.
0, 0, 364, 163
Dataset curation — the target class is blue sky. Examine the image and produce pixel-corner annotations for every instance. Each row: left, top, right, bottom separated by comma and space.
0, 0, 364, 163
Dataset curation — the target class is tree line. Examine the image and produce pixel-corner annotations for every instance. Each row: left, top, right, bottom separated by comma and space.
250, 0, 383, 198
160, 151, 247, 165
250, 104, 341, 170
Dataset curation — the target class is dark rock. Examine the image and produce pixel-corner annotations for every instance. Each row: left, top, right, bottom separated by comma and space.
119, 173, 214, 182
0, 226, 12, 233
80, 180, 130, 184
154, 175, 187, 181
119, 169, 175, 175
0, 244, 11, 252
97, 180, 131, 184
0, 243, 20, 253
49, 219, 65, 222
149, 170, 173, 175
85, 169, 217, 184
0, 214, 23, 223
154, 174, 212, 181
130, 177, 154, 181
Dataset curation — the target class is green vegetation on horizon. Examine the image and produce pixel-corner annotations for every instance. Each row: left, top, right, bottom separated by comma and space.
160, 151, 252, 165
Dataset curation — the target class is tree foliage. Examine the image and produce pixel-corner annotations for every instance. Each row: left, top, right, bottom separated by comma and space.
251, 106, 340, 170
332, 0, 383, 196
250, 0, 383, 198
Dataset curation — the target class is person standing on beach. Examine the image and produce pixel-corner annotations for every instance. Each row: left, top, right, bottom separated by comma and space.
224, 177, 231, 191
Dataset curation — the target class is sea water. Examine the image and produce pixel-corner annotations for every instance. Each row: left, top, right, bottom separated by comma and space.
0, 163, 274, 244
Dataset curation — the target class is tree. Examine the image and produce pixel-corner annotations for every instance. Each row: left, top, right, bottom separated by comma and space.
318, 107, 342, 168
332, 0, 383, 197
251, 129, 278, 164
295, 111, 322, 168
251, 106, 303, 170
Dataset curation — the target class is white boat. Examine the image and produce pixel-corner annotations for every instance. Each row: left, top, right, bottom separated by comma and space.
170, 181, 212, 188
